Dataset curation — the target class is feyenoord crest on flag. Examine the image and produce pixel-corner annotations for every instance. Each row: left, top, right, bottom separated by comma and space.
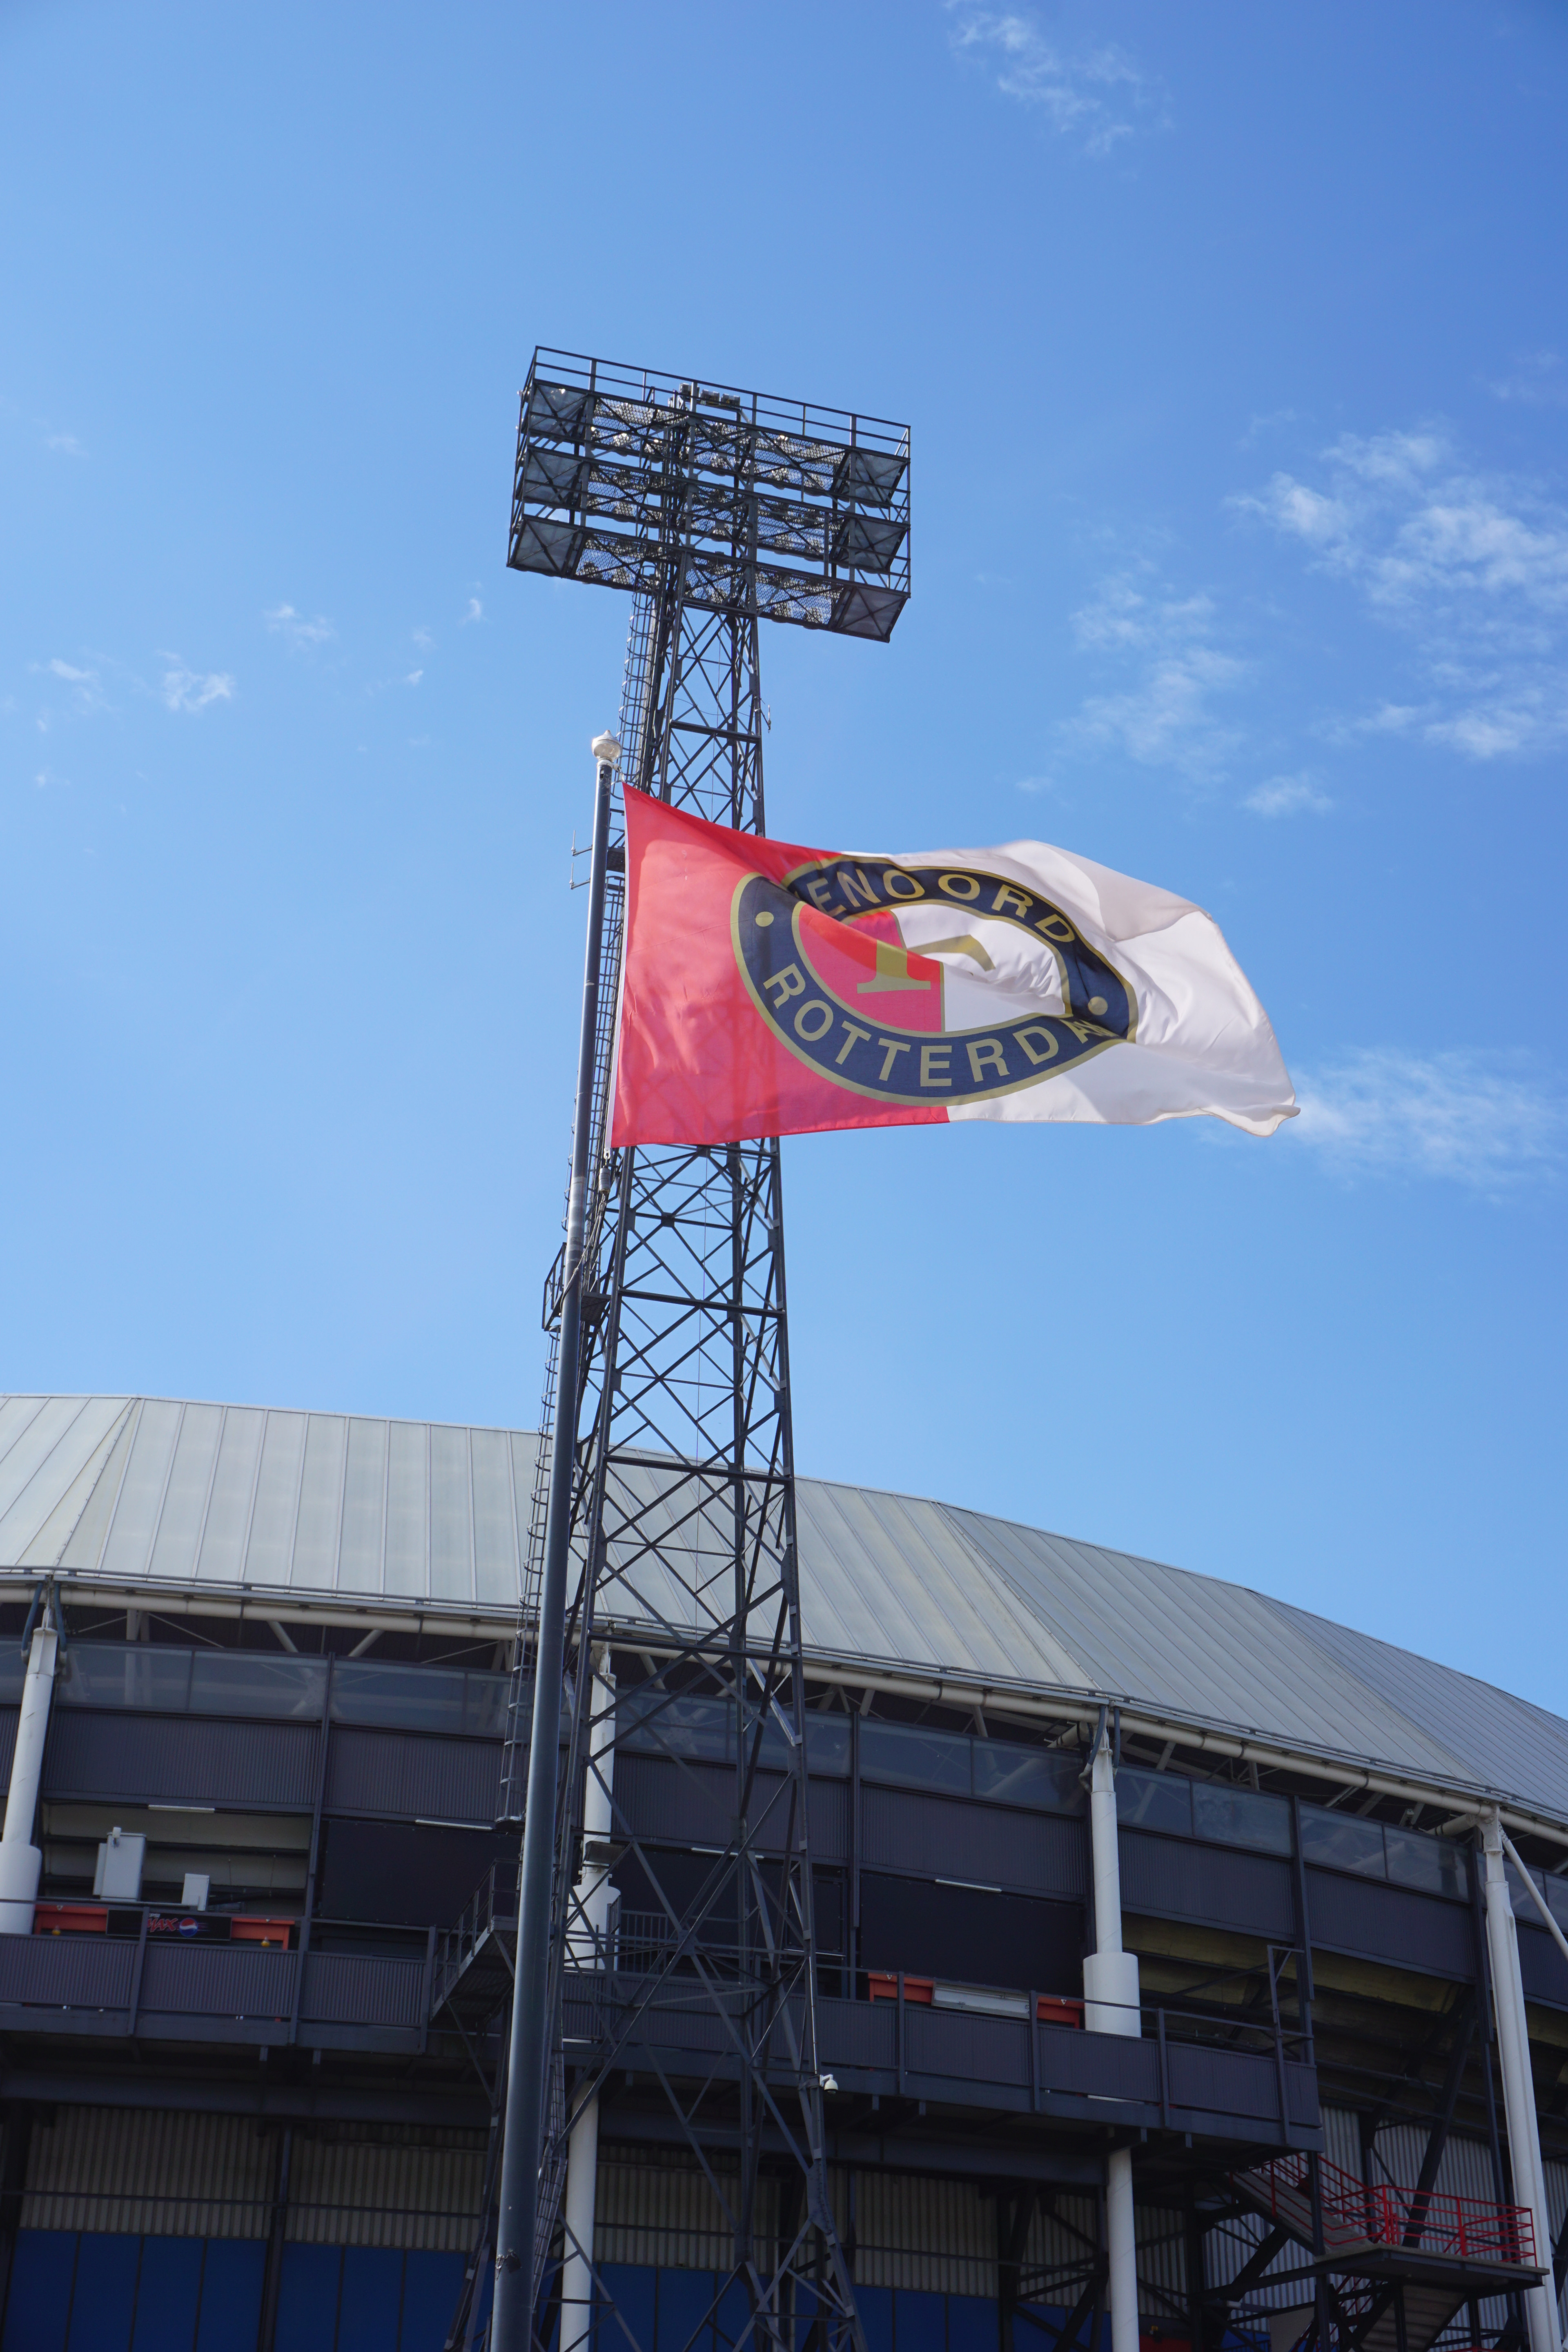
612, 788, 1297, 1144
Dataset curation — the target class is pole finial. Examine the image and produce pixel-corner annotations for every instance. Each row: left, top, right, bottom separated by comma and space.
591, 732, 621, 766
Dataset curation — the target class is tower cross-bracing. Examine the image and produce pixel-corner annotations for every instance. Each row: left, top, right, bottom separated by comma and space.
493, 351, 911, 2352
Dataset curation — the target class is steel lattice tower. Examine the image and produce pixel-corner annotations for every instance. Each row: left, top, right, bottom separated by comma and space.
495, 351, 910, 2352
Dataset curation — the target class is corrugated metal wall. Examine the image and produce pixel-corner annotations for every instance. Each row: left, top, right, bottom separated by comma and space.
22, 2107, 272, 2236
16, 2102, 1566, 2320
1132, 2205, 1188, 2313
325, 1726, 501, 1823
852, 2171, 997, 2296
596, 2157, 782, 2273
595, 2160, 1186, 2307
16, 2107, 483, 2251
1022, 2193, 1100, 2304
288, 2132, 483, 2250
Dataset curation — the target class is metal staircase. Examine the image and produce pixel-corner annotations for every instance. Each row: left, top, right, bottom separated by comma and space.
1231, 2153, 1540, 2352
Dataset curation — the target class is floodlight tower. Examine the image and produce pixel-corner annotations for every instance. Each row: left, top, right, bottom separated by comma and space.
493, 351, 910, 2352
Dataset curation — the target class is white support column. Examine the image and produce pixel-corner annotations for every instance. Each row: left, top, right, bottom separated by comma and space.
0, 1618, 59, 1935
561, 1659, 617, 2352
1481, 1814, 1561, 2352
1083, 1728, 1140, 2352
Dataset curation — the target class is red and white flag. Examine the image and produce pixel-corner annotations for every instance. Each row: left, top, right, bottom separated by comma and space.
611, 789, 1296, 1146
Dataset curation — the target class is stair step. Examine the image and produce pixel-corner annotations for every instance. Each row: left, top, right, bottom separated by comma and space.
1356, 2281, 1468, 2352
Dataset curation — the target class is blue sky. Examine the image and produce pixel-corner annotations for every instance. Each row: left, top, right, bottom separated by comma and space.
4, 1, 1566, 1705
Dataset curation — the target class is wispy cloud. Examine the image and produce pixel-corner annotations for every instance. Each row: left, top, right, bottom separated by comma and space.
1235, 427, 1568, 759
45, 431, 86, 458
461, 596, 483, 625
265, 603, 336, 650
1239, 408, 1301, 450
1244, 773, 1332, 817
1487, 353, 1568, 411
1295, 1047, 1565, 1192
40, 657, 107, 713
160, 664, 234, 713
1058, 570, 1246, 778
945, 6, 1160, 156
405, 669, 423, 686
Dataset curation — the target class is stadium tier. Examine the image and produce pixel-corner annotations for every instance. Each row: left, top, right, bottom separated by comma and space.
0, 1394, 1563, 2352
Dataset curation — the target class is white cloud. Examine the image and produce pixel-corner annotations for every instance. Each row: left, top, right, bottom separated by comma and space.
412, 627, 433, 650
461, 597, 483, 624
45, 432, 85, 457
265, 604, 336, 650
1294, 1048, 1565, 1191
161, 665, 234, 713
1235, 426, 1568, 760
405, 669, 423, 686
1244, 773, 1332, 817
946, 7, 1159, 156
1058, 572, 1245, 777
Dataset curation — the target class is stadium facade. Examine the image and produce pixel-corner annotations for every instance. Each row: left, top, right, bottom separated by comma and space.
0, 1392, 1566, 2352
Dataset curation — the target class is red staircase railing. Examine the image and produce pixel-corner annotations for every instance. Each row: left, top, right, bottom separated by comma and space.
1241, 2151, 1535, 2267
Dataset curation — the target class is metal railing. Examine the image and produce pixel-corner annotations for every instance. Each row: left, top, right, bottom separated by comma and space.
1243, 2150, 1535, 2267
430, 1861, 518, 2014
4, 1907, 437, 2045
606, 1907, 843, 1979
863, 1957, 1312, 2063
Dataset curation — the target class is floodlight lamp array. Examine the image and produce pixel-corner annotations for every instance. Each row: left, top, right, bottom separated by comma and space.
508, 348, 911, 642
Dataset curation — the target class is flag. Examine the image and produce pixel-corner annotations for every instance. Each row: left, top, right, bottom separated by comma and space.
611, 788, 1296, 1146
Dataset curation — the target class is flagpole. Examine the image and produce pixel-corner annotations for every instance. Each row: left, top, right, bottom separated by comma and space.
493, 729, 620, 2352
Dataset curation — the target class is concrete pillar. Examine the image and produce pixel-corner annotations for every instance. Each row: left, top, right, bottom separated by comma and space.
1084, 1731, 1140, 2352
1481, 1815, 1560, 2352
561, 1661, 616, 2352
0, 1624, 59, 1935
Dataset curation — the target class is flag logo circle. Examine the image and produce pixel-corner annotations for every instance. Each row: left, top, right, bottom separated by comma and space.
731, 857, 1134, 1107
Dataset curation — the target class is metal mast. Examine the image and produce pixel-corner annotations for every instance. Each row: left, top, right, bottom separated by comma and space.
495, 350, 910, 2352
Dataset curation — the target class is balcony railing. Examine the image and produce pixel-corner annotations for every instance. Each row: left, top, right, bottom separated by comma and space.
0, 1906, 437, 2052
556, 1957, 1320, 2147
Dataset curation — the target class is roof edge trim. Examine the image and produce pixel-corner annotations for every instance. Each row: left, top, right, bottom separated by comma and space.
7, 1569, 1566, 1850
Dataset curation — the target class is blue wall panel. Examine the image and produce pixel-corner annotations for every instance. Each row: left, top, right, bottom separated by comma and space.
6, 2244, 1260, 2352
338, 2247, 403, 2352
2, 2231, 75, 2352
657, 2267, 718, 2352
597, 2262, 657, 2352
276, 2243, 342, 2352
400, 2252, 466, 2352
65, 2231, 139, 2352
131, 2238, 204, 2352
947, 2297, 997, 2352
895, 2289, 947, 2352
193, 2241, 264, 2352
859, 2286, 894, 2352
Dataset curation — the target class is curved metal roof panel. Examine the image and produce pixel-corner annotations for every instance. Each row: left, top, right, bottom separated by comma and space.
0, 1394, 1557, 1822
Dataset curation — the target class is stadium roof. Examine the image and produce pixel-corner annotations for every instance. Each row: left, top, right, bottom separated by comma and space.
3, 1394, 1566, 1832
